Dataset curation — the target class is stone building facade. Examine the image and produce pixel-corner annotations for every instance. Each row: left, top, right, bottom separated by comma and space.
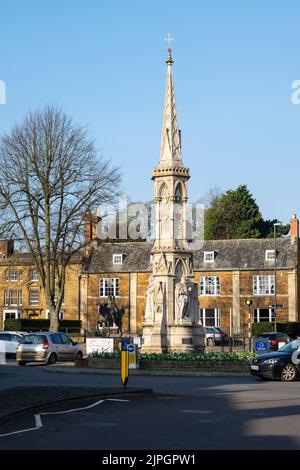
78, 216, 299, 338
0, 221, 298, 336
0, 240, 81, 328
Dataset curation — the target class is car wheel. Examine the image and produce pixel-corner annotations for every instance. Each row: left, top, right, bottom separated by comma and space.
47, 353, 57, 365
17, 361, 26, 366
75, 351, 83, 361
206, 338, 214, 347
281, 364, 297, 382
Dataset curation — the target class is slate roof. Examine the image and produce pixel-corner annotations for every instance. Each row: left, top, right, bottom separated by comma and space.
86, 242, 153, 273
193, 238, 298, 271
85, 238, 298, 273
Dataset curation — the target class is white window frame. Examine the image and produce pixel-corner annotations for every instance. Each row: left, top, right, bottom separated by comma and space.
18, 290, 22, 306
9, 289, 18, 307
200, 308, 221, 327
253, 275, 275, 296
204, 251, 215, 263
3, 309, 19, 327
113, 254, 123, 265
253, 308, 275, 323
29, 288, 40, 306
10, 270, 19, 281
4, 290, 8, 306
30, 269, 39, 281
99, 278, 119, 297
265, 250, 275, 261
200, 276, 220, 296
46, 309, 65, 321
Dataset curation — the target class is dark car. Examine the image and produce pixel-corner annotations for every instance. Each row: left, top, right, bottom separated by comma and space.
204, 327, 229, 346
254, 332, 291, 352
250, 339, 300, 381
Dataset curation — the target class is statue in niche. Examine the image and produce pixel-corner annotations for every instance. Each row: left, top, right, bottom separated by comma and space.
175, 276, 192, 323
144, 275, 155, 322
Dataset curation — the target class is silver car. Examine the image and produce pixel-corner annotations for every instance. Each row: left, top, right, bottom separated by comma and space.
16, 332, 83, 365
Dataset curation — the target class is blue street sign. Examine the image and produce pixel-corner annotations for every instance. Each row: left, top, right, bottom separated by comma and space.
254, 338, 269, 354
128, 344, 135, 353
121, 339, 130, 351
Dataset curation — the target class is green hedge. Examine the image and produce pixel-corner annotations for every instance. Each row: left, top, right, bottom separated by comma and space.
59, 320, 81, 329
89, 351, 254, 362
252, 322, 300, 339
4, 319, 81, 332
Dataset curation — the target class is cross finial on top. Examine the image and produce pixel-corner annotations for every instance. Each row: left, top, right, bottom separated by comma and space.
164, 33, 174, 65
164, 33, 174, 47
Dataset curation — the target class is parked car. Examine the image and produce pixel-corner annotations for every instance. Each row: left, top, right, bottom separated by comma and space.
204, 327, 229, 346
250, 339, 300, 381
16, 332, 83, 366
254, 332, 291, 352
0, 331, 25, 358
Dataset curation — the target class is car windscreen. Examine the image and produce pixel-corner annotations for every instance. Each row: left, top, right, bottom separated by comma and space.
278, 340, 300, 353
22, 335, 46, 344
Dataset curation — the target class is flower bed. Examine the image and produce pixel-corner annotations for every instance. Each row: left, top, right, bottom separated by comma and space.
82, 351, 253, 371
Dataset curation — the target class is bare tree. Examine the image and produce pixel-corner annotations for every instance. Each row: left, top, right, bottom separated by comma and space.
0, 105, 121, 331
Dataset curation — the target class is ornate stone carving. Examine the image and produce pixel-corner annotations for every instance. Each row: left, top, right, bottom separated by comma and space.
175, 276, 192, 324
144, 275, 155, 322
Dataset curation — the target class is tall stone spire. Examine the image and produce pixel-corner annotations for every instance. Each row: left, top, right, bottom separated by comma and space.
159, 48, 182, 166
142, 43, 205, 354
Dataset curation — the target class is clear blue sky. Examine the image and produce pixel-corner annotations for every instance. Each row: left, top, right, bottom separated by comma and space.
0, 0, 299, 224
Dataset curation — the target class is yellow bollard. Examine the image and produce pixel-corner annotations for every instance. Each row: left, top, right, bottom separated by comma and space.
121, 339, 129, 386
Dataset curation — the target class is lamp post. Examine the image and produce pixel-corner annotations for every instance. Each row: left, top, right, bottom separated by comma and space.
273, 222, 281, 333
245, 299, 253, 352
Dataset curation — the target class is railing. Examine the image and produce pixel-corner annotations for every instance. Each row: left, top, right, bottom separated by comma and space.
205, 335, 254, 353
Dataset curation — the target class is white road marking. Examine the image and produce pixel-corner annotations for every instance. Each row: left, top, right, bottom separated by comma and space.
0, 398, 128, 439
179, 409, 212, 414
0, 426, 38, 438
106, 399, 130, 402
39, 399, 105, 416
34, 414, 43, 428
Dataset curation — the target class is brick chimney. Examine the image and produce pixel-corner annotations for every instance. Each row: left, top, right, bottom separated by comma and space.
84, 211, 101, 243
290, 214, 299, 240
0, 240, 14, 259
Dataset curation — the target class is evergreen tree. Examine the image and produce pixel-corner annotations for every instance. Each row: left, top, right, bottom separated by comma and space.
204, 185, 289, 240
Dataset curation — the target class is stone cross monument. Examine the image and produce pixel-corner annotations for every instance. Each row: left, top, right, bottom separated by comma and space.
142, 45, 205, 353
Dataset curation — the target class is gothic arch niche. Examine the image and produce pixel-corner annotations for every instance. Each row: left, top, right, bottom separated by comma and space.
174, 182, 184, 242
159, 182, 169, 199
155, 304, 163, 323
159, 183, 170, 242
174, 181, 185, 202
175, 259, 185, 282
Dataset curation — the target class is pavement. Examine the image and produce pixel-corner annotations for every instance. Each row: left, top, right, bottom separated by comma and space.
1, 360, 300, 449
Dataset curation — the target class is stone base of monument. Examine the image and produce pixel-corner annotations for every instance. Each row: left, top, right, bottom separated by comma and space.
142, 324, 205, 353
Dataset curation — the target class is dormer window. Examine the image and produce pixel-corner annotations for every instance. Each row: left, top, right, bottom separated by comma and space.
265, 250, 275, 261
113, 254, 123, 264
204, 251, 215, 263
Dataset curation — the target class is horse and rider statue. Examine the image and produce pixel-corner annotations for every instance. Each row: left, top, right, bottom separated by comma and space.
98, 295, 125, 336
